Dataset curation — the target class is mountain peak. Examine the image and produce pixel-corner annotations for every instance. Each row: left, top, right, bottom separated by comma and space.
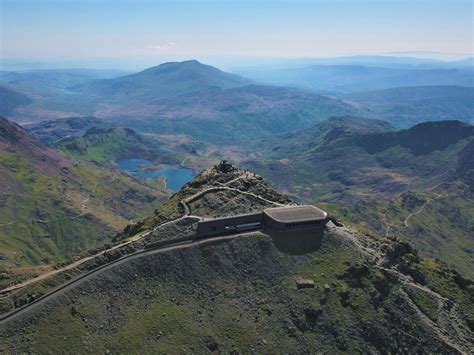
141, 59, 207, 74
359, 120, 474, 155
74, 60, 252, 100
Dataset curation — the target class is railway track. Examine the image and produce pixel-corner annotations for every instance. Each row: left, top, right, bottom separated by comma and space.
0, 231, 261, 324
0, 173, 288, 322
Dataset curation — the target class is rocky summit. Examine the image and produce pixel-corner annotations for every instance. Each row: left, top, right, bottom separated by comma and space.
0, 163, 472, 353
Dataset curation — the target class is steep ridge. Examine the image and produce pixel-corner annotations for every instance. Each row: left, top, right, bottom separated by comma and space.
457, 139, 474, 184
0, 116, 169, 281
0, 162, 472, 353
245, 118, 474, 201
358, 120, 474, 155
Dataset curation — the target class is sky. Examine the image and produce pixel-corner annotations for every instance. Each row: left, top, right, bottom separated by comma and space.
1, 0, 473, 69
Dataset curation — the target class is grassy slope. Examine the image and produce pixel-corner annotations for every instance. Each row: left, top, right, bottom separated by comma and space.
53, 127, 179, 165
321, 180, 474, 278
5, 236, 471, 353
0, 118, 170, 274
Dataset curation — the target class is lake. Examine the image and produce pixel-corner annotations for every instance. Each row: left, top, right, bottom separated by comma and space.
116, 158, 194, 191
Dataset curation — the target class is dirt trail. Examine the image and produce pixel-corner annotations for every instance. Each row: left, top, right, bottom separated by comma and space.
403, 192, 444, 227
329, 223, 472, 353
381, 188, 451, 235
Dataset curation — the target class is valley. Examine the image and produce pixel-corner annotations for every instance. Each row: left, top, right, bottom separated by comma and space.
0, 117, 170, 286
0, 58, 473, 352
3, 61, 472, 279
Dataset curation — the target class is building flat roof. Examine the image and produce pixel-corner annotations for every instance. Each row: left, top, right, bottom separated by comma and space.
263, 205, 327, 223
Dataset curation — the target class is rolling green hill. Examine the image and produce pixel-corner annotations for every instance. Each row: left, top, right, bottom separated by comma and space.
53, 126, 179, 165
0, 116, 169, 279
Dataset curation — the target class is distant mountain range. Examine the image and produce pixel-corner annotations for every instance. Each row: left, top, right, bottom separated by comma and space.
66, 61, 357, 143
1, 60, 473, 133
342, 85, 474, 127
236, 64, 474, 92
0, 69, 129, 93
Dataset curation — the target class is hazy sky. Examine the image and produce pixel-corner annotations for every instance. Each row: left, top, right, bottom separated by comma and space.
1, 0, 473, 68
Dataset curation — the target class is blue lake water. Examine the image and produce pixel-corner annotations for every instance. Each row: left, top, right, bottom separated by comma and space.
116, 158, 194, 191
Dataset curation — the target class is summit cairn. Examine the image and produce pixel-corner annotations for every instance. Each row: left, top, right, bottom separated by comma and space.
215, 160, 236, 174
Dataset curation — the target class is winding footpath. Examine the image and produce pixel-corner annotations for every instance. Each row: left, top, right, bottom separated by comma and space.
331, 224, 471, 353
403, 192, 444, 227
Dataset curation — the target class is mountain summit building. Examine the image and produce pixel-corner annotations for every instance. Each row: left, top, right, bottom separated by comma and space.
263, 205, 327, 235
196, 205, 328, 242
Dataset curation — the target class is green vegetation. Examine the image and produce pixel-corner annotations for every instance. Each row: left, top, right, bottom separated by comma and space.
321, 181, 474, 278
0, 117, 169, 279
53, 127, 176, 164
